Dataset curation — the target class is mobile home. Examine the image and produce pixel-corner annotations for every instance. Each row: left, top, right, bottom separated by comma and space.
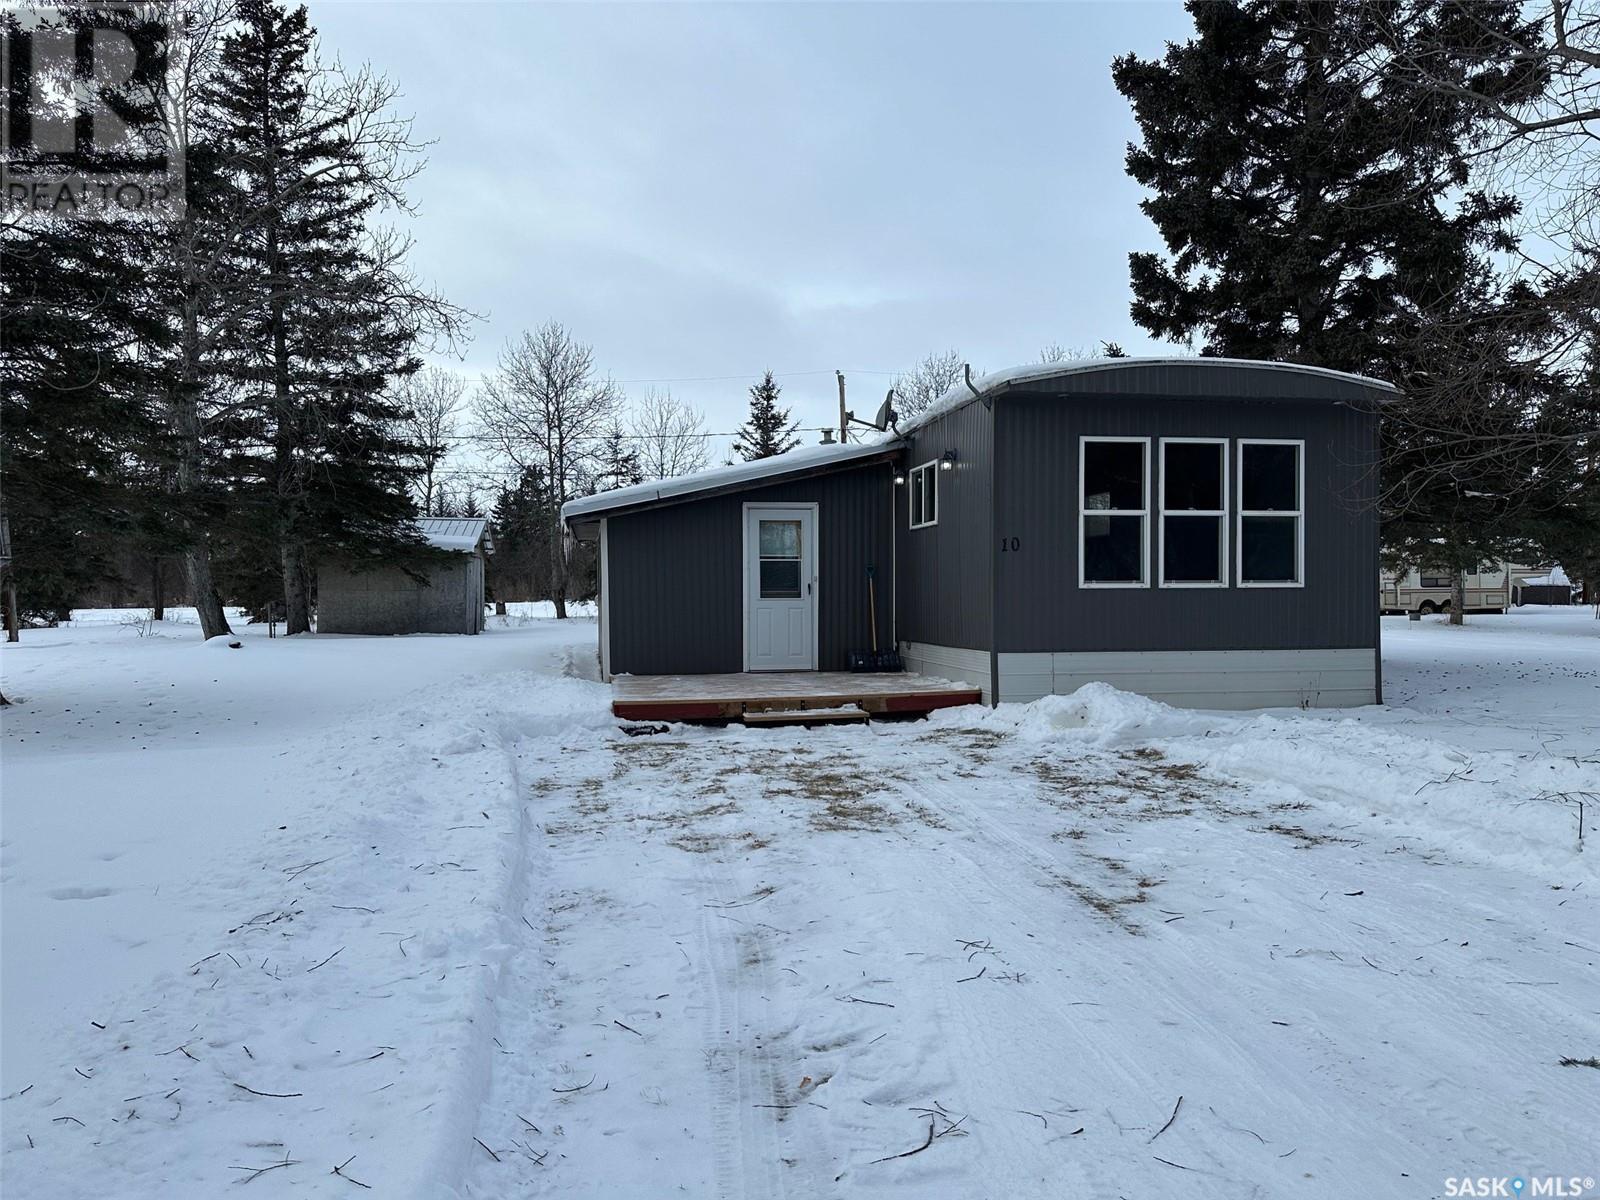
563, 358, 1392, 710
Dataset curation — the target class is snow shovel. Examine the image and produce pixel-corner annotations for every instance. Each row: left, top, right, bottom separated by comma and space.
866, 565, 903, 673
848, 565, 878, 672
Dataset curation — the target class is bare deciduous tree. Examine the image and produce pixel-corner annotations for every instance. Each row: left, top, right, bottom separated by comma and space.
1038, 342, 1094, 364
631, 388, 711, 480
892, 349, 967, 418
398, 366, 467, 514
473, 322, 619, 618
1377, 1, 1599, 308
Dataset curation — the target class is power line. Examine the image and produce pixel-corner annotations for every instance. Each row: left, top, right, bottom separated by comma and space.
433, 366, 903, 385
432, 425, 845, 445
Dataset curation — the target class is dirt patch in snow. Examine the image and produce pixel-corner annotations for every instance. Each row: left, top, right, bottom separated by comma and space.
809, 794, 900, 832
1043, 869, 1156, 934
1255, 822, 1361, 849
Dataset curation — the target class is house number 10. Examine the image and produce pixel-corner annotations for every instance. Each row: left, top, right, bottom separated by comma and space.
1000, 537, 1020, 552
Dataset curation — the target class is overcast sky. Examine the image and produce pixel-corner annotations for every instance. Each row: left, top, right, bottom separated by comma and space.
309, 1, 1193, 465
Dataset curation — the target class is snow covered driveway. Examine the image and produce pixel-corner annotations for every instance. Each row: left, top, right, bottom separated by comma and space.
3, 608, 1597, 1198
467, 632, 1598, 1198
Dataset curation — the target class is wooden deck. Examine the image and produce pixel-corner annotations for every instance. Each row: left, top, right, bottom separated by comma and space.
611, 671, 984, 722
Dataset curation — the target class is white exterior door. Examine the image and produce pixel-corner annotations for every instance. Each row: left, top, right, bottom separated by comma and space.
744, 505, 817, 671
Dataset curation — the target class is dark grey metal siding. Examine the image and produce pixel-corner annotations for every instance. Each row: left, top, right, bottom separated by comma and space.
895, 399, 994, 651
993, 387, 1379, 653
605, 463, 895, 675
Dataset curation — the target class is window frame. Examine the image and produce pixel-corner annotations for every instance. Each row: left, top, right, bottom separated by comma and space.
1077, 435, 1151, 589
1157, 437, 1229, 589
755, 517, 805, 599
1236, 438, 1305, 589
908, 459, 939, 530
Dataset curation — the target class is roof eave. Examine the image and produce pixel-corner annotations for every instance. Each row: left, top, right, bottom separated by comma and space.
564, 442, 903, 534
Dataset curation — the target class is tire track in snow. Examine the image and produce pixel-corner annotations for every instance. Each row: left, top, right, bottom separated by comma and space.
695, 861, 789, 1200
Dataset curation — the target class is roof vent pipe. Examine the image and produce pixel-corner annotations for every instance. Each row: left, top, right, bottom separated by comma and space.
819, 428, 836, 445
964, 362, 991, 410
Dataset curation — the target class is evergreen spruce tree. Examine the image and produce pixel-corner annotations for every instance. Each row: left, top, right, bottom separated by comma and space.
1111, 0, 1543, 372
734, 371, 799, 461
1112, 1, 1565, 616
488, 467, 554, 602
0, 217, 167, 623
0, 6, 172, 643
205, 0, 431, 633
596, 423, 643, 491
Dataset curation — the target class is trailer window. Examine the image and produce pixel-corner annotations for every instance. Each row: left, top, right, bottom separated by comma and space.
1080, 437, 1149, 586
1238, 440, 1303, 586
1159, 439, 1227, 586
1420, 572, 1451, 588
909, 461, 938, 529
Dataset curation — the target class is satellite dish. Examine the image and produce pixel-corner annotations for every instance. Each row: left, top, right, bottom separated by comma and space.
872, 389, 897, 432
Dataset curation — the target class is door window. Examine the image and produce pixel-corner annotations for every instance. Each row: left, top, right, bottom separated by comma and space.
758, 519, 803, 598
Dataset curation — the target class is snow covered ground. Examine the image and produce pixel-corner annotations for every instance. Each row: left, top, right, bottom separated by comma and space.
2, 607, 1596, 1198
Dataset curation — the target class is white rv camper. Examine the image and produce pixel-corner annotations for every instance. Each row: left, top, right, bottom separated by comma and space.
1379, 563, 1538, 615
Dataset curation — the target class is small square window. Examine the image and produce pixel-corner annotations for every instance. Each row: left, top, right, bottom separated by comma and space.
1240, 516, 1298, 583
1163, 514, 1224, 583
1241, 443, 1300, 511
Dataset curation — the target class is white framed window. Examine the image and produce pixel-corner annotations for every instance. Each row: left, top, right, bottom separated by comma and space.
909, 460, 938, 529
1237, 439, 1304, 587
1159, 438, 1228, 587
1079, 436, 1149, 587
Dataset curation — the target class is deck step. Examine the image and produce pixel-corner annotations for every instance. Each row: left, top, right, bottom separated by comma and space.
610, 672, 983, 721
742, 705, 868, 727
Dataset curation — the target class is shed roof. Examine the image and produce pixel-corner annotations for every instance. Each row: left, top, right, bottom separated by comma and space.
898, 356, 1398, 436
562, 439, 903, 526
417, 516, 493, 554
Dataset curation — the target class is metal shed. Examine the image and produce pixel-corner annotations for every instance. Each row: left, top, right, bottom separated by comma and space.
564, 357, 1393, 711
317, 517, 494, 636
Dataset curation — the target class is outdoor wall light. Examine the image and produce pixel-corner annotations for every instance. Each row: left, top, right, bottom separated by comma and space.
941, 450, 957, 471
893, 470, 906, 485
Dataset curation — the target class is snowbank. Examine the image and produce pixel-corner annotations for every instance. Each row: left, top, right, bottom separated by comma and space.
964, 680, 1236, 746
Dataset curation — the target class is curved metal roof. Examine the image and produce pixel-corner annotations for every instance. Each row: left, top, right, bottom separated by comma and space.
898, 356, 1398, 436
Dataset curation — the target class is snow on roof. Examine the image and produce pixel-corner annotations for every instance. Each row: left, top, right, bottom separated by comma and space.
897, 356, 1400, 437
417, 516, 492, 554
562, 439, 903, 524
1516, 565, 1570, 587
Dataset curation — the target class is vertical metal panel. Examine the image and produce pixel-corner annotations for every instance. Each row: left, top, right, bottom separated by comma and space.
994, 386, 1380, 653
895, 399, 994, 651
317, 559, 480, 635
606, 463, 895, 675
